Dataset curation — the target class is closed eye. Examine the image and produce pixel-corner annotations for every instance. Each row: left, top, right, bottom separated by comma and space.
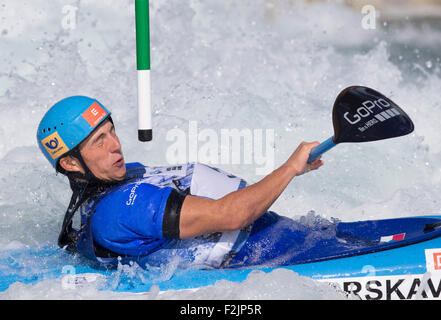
92, 133, 106, 146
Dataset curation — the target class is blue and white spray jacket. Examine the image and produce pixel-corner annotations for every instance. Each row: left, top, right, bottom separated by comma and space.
75, 162, 252, 269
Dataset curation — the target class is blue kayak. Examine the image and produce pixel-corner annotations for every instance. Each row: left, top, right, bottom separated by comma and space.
2, 215, 441, 300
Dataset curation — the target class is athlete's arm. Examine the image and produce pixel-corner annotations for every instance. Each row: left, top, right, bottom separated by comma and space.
178, 142, 324, 239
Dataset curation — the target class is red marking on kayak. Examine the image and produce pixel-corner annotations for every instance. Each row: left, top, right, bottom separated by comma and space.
380, 233, 405, 242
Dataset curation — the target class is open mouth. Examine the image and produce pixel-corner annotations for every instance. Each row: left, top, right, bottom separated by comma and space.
113, 157, 124, 168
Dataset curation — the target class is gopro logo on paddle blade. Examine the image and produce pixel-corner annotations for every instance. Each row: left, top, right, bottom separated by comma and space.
344, 99, 391, 125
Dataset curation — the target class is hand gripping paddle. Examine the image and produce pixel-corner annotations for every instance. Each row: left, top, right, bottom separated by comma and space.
308, 86, 415, 163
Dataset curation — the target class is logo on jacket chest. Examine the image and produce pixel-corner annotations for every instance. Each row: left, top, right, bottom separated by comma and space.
126, 182, 141, 206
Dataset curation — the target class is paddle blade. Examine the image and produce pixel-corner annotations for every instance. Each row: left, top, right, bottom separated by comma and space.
332, 86, 414, 144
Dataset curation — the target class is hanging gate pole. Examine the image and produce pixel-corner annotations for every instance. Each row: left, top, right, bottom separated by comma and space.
135, 0, 152, 141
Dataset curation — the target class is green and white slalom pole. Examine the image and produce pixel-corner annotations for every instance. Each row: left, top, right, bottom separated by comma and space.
135, 0, 152, 141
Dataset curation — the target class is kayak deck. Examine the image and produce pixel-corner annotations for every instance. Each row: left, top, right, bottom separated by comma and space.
280, 216, 441, 266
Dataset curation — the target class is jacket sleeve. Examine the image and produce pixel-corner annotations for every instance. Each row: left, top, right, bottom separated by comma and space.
162, 188, 186, 239
91, 182, 186, 256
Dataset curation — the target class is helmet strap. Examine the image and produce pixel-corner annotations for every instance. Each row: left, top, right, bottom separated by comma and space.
58, 182, 88, 252
59, 145, 124, 252
69, 147, 96, 182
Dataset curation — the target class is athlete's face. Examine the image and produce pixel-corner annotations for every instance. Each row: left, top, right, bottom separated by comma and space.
79, 119, 126, 181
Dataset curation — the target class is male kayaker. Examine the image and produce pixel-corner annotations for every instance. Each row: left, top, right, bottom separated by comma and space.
37, 96, 323, 269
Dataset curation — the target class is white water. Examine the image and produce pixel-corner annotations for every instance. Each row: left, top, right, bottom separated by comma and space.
1, 0, 441, 299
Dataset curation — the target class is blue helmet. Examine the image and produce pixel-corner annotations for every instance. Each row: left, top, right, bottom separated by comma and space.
37, 96, 111, 169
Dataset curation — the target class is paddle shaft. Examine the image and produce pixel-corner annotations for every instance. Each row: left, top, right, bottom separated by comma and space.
307, 137, 337, 163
